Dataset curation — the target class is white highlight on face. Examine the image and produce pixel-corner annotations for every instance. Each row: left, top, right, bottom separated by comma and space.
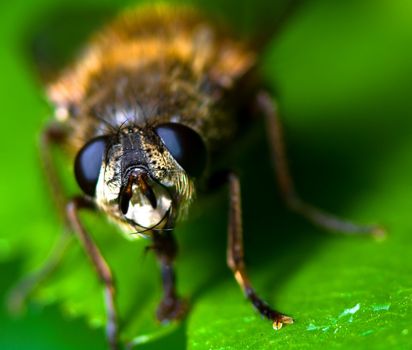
124, 182, 172, 230
110, 104, 148, 128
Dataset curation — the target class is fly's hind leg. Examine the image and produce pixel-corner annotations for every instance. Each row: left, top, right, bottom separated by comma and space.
66, 196, 120, 350
257, 91, 385, 237
8, 122, 72, 313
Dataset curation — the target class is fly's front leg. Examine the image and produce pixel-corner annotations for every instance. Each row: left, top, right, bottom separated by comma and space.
152, 231, 187, 323
66, 196, 119, 350
215, 171, 293, 329
257, 91, 385, 237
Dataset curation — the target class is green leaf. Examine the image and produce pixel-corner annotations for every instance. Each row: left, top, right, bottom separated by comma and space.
1, 0, 412, 349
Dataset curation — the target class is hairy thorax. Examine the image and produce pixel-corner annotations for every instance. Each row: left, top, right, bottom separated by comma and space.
47, 5, 257, 155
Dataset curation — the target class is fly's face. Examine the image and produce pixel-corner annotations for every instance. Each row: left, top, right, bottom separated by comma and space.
73, 122, 207, 237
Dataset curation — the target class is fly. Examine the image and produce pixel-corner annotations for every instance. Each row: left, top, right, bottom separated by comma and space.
9, 4, 384, 349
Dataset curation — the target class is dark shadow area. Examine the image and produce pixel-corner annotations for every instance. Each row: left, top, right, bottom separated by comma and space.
180, 121, 327, 308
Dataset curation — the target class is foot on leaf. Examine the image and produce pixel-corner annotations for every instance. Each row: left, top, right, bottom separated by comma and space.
156, 296, 188, 323
272, 314, 294, 330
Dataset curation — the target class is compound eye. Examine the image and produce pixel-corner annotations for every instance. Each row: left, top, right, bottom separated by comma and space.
154, 123, 207, 177
74, 136, 109, 196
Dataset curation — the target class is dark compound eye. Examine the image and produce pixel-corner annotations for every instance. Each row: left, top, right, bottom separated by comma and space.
74, 136, 109, 196
154, 123, 207, 177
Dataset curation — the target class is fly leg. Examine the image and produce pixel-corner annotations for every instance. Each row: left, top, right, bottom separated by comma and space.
257, 91, 384, 237
216, 171, 293, 329
152, 231, 187, 323
66, 196, 120, 350
8, 123, 72, 313
40, 122, 70, 219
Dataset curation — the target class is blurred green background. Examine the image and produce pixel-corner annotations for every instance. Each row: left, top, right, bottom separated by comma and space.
1, 0, 412, 349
